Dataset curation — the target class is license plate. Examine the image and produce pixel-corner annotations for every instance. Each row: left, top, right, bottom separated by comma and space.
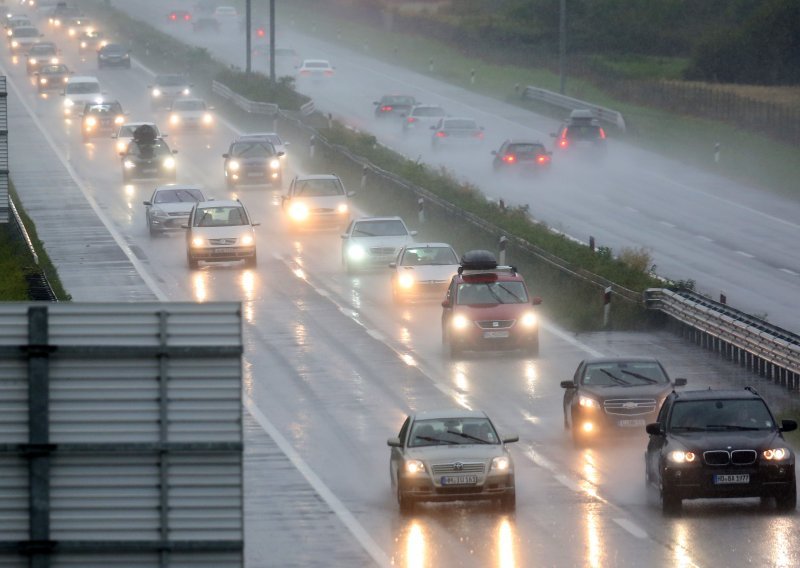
483, 330, 510, 339
247, 172, 263, 177
617, 419, 646, 428
714, 474, 750, 484
142, 168, 157, 174
441, 475, 478, 486
212, 248, 229, 254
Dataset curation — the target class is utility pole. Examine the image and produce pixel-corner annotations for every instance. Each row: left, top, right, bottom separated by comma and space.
558, 0, 566, 94
245, 0, 252, 73
269, 0, 276, 82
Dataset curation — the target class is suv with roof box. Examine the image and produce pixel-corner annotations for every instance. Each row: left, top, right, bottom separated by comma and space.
551, 109, 607, 158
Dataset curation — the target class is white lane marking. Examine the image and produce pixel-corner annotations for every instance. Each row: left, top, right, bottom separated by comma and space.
659, 221, 675, 228
696, 235, 714, 243
624, 206, 639, 214
555, 474, 581, 493
541, 324, 604, 357
0, 61, 169, 302
779, 268, 799, 276
366, 328, 385, 342
735, 250, 755, 259
613, 518, 649, 539
244, 398, 391, 568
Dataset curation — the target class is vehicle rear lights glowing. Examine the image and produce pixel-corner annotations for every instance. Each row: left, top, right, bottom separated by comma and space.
407, 117, 416, 123
559, 138, 569, 148
381, 105, 393, 112
502, 154, 515, 163
184, 14, 191, 21
435, 131, 447, 138
668, 450, 696, 463
324, 70, 333, 76
599, 128, 606, 139
537, 155, 550, 164
764, 448, 789, 460
256, 28, 265, 37
170, 13, 177, 20
475, 132, 484, 138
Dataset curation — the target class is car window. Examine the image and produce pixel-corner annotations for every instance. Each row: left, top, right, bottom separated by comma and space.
128, 140, 170, 157
195, 206, 248, 227
566, 125, 602, 140
40, 65, 67, 73
295, 178, 344, 197
351, 220, 408, 237
154, 188, 204, 204
30, 44, 56, 55
507, 144, 546, 155
582, 362, 668, 386
230, 142, 275, 157
402, 246, 457, 266
384, 96, 415, 106
156, 75, 187, 86
444, 119, 478, 129
669, 400, 774, 431
408, 418, 498, 447
121, 125, 158, 138
305, 61, 329, 69
86, 103, 122, 115
456, 281, 528, 305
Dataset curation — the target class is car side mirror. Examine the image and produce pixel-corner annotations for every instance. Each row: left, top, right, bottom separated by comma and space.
409, 230, 418, 236
560, 381, 575, 389
532, 296, 543, 305
502, 435, 519, 444
441, 300, 451, 308
646, 423, 663, 436
388, 262, 396, 269
781, 419, 797, 433
143, 200, 152, 206
673, 378, 687, 387
386, 437, 401, 447
222, 153, 229, 158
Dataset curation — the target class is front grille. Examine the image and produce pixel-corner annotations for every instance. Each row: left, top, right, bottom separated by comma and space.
603, 398, 657, 416
431, 462, 485, 475
436, 486, 484, 495
209, 238, 237, 245
311, 208, 335, 214
731, 450, 757, 465
476, 320, 514, 330
369, 247, 395, 256
704, 450, 731, 466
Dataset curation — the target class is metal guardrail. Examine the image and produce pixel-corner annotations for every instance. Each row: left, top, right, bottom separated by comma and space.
211, 80, 279, 116
645, 288, 800, 389
9, 195, 57, 301
522, 86, 627, 132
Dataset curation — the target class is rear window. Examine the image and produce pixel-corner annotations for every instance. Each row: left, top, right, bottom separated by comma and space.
304, 61, 330, 69
507, 143, 546, 155
444, 119, 478, 130
14, 27, 40, 37
565, 125, 602, 140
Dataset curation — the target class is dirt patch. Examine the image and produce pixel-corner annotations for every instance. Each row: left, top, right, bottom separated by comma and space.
665, 81, 800, 110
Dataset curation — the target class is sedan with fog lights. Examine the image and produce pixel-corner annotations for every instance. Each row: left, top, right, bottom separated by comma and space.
388, 409, 518, 513
167, 97, 214, 130
61, 75, 103, 116
143, 184, 205, 236
112, 121, 164, 154
77, 30, 108, 54
148, 73, 192, 109
65, 16, 95, 38
645, 387, 797, 514
281, 174, 353, 231
25, 41, 59, 74
35, 63, 71, 92
389, 243, 459, 303
184, 199, 258, 268
560, 357, 687, 447
341, 216, 417, 273
80, 100, 125, 141
222, 135, 283, 188
8, 25, 42, 53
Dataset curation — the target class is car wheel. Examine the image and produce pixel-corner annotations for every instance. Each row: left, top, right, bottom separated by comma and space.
499, 490, 516, 512
525, 338, 540, 358
187, 253, 199, 270
244, 253, 258, 268
398, 486, 415, 515
661, 487, 682, 515
774, 483, 797, 512
147, 218, 159, 236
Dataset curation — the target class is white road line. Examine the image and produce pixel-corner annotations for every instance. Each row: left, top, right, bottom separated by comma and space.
555, 474, 581, 493
244, 398, 391, 568
659, 221, 675, 228
735, 250, 755, 258
624, 206, 639, 214
696, 235, 714, 243
779, 268, 799, 276
366, 328, 385, 342
613, 518, 649, 539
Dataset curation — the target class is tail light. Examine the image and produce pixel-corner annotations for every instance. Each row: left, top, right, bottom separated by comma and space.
256, 27, 265, 37
380, 105, 393, 112
184, 14, 191, 21
435, 131, 447, 138
558, 137, 569, 148
474, 131, 484, 139
324, 70, 333, 76
502, 154, 516, 163
170, 13, 177, 20
536, 154, 550, 164
406, 117, 416, 123
599, 127, 606, 139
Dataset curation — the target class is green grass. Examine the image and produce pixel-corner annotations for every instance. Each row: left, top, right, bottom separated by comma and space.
0, 226, 30, 301
585, 54, 690, 81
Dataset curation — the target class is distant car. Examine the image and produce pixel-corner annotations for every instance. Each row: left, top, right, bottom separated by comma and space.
97, 43, 131, 68
185, 198, 258, 269
64, 15, 94, 38
192, 16, 219, 32
645, 387, 797, 514
296, 59, 334, 80
431, 117, 484, 149
491, 139, 552, 174
373, 94, 417, 119
25, 41, 59, 74
143, 184, 205, 236
402, 104, 446, 134
341, 216, 417, 273
5, 16, 33, 32
235, 131, 289, 161
62, 75, 103, 116
77, 30, 107, 54
112, 121, 163, 154
148, 73, 192, 109
551, 109, 608, 158
80, 100, 125, 141
388, 409, 518, 513
389, 243, 460, 303
441, 250, 542, 358
47, 1, 79, 28
281, 174, 354, 230
167, 9, 192, 23
35, 63, 71, 92
8, 25, 42, 53
560, 357, 687, 446
168, 98, 214, 129
222, 135, 284, 188
119, 125, 177, 183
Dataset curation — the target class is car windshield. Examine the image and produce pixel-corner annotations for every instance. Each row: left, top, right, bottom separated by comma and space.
669, 399, 775, 431
457, 281, 528, 305
66, 82, 100, 94
29, 44, 56, 55
86, 103, 122, 115
40, 65, 68, 74
103, 45, 126, 53
156, 75, 187, 86
412, 106, 445, 117
127, 140, 171, 157
352, 220, 408, 237
507, 143, 546, 156
383, 96, 415, 106
401, 246, 457, 266
154, 188, 204, 204
230, 142, 274, 157
173, 100, 206, 111
295, 178, 344, 197
581, 362, 668, 387
305, 61, 329, 69
566, 125, 603, 140
14, 27, 39, 37
195, 206, 248, 227
408, 418, 499, 447
444, 119, 478, 130
120, 125, 158, 138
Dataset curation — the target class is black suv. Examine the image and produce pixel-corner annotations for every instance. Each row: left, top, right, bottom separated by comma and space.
561, 357, 686, 446
120, 125, 177, 182
551, 109, 607, 158
645, 387, 797, 514
81, 100, 125, 141
222, 135, 284, 188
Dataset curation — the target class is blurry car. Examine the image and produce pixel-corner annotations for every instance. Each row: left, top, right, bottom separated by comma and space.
185, 198, 258, 269
431, 117, 484, 150
97, 43, 131, 68
5, 15, 33, 34
491, 139, 551, 174
168, 97, 214, 129
119, 125, 177, 183
167, 9, 192, 23
143, 184, 205, 236
645, 387, 797, 514
388, 409, 518, 513
374, 94, 417, 119
148, 73, 192, 109
47, 1, 78, 28
560, 357, 687, 446
192, 16, 219, 33
34, 63, 71, 92
236, 131, 288, 160
281, 174, 353, 230
8, 25, 42, 53
77, 30, 107, 54
112, 121, 163, 154
341, 216, 417, 273
222, 135, 284, 188
441, 250, 541, 358
390, 243, 460, 303
25, 41, 59, 74
80, 100, 125, 141
402, 104, 446, 134
296, 59, 334, 81
61, 75, 103, 116
551, 109, 608, 158
64, 15, 94, 38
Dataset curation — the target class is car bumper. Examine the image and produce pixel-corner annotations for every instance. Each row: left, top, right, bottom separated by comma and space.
226, 170, 281, 185
572, 408, 657, 434
188, 246, 256, 262
99, 58, 130, 66
394, 281, 449, 301
399, 472, 515, 502
449, 326, 539, 352
662, 463, 795, 500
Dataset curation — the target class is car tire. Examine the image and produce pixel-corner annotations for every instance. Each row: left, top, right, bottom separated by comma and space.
187, 253, 199, 270
661, 487, 682, 515
499, 490, 516, 512
244, 253, 258, 269
774, 483, 797, 512
525, 338, 540, 358
147, 218, 159, 237
398, 487, 415, 515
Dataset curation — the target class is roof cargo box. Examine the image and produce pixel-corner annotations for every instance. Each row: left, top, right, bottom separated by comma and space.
460, 250, 497, 270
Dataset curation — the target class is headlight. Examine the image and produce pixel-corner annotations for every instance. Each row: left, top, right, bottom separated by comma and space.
68, 29, 76, 37
116, 140, 127, 153
764, 448, 790, 461
202, 113, 213, 124
398, 273, 415, 289
404, 459, 425, 474
347, 244, 365, 261
152, 88, 161, 97
169, 114, 180, 125
163, 156, 176, 169
63, 98, 74, 108
29, 58, 37, 65
85, 116, 97, 127
11, 40, 18, 48
80, 41, 87, 48
579, 396, 600, 409
452, 314, 469, 330
668, 450, 696, 464
241, 234, 254, 246
182, 88, 190, 95
50, 57, 58, 64
288, 202, 309, 221
227, 160, 240, 171
191, 237, 204, 247
491, 456, 511, 471
520, 312, 537, 327
39, 77, 47, 85
123, 160, 135, 169
100, 40, 108, 47
269, 159, 280, 169
337, 203, 348, 214
114, 115, 124, 125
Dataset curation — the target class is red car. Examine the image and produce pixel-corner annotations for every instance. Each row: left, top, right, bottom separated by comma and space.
441, 250, 542, 358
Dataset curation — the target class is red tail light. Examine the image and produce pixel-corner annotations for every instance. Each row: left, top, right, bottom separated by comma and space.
170, 13, 177, 20
380, 105, 393, 112
502, 154, 516, 163
406, 117, 416, 123
184, 14, 191, 21
558, 138, 569, 148
256, 28, 265, 37
475, 132, 484, 139
599, 127, 606, 139
435, 131, 447, 138
536, 154, 550, 164
324, 70, 333, 76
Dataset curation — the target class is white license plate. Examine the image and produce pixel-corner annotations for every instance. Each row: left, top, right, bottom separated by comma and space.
483, 330, 510, 339
441, 475, 478, 486
142, 168, 157, 174
247, 172, 263, 177
212, 248, 229, 254
617, 419, 646, 428
714, 474, 750, 484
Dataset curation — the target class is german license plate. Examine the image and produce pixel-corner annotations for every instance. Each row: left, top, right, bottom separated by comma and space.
441, 475, 478, 486
483, 330, 509, 339
617, 419, 646, 428
142, 168, 157, 174
714, 474, 750, 484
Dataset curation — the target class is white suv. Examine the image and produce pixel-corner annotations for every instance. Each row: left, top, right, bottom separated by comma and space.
185, 199, 259, 269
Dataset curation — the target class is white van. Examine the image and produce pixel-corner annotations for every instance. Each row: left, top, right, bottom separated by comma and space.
62, 76, 103, 115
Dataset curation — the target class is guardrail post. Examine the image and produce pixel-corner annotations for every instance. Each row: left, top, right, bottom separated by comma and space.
515, 83, 520, 97
498, 235, 508, 266
417, 197, 425, 224
714, 142, 721, 163
603, 286, 612, 328
360, 165, 368, 189
309, 135, 315, 159
498, 198, 505, 212
719, 291, 726, 304
470, 69, 475, 85
328, 113, 333, 130
589, 236, 595, 252
429, 58, 434, 73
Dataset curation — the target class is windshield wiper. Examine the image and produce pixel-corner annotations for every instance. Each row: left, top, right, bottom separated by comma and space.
496, 284, 525, 303
620, 370, 660, 384
446, 430, 490, 444
670, 426, 707, 432
705, 424, 762, 431
599, 369, 631, 386
414, 436, 457, 445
